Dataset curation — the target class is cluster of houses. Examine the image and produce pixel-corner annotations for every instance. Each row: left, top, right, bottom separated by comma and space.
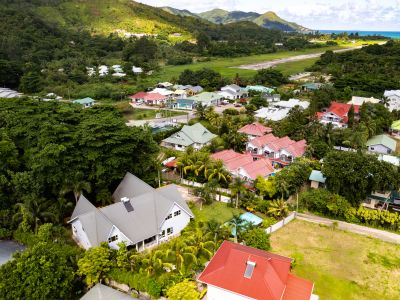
86, 65, 144, 77
72, 173, 317, 300
255, 98, 310, 121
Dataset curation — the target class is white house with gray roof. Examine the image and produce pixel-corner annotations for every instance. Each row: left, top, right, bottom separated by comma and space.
219, 84, 248, 100
69, 173, 194, 251
161, 123, 217, 151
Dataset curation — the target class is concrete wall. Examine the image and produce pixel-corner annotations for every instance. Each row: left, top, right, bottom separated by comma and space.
207, 285, 254, 300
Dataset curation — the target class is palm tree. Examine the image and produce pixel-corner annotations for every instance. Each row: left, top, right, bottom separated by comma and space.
267, 199, 289, 220
228, 214, 247, 243
194, 103, 207, 120
60, 171, 91, 203
230, 177, 247, 208
13, 197, 57, 233
176, 152, 194, 181
183, 224, 215, 260
165, 239, 197, 275
206, 160, 231, 184
141, 249, 173, 276
203, 220, 230, 249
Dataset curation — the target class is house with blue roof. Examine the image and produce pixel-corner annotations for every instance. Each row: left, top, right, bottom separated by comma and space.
73, 97, 95, 108
309, 170, 326, 189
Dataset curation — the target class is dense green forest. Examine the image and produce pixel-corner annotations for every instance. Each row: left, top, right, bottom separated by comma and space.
0, 99, 159, 236
309, 41, 400, 95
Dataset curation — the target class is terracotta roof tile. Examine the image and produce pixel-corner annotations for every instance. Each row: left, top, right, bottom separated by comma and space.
239, 122, 273, 137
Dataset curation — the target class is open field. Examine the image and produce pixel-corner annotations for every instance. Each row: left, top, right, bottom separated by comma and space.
271, 220, 400, 300
150, 40, 384, 82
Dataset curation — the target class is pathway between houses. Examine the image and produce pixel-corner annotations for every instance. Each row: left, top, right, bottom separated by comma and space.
297, 212, 400, 244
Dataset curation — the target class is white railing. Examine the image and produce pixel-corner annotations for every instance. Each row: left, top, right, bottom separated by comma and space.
265, 212, 296, 234
181, 179, 231, 195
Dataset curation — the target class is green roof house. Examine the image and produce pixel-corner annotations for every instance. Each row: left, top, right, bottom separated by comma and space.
73, 97, 95, 108
176, 92, 223, 110
301, 83, 323, 92
367, 134, 397, 155
390, 120, 400, 138
245, 85, 274, 94
309, 170, 326, 189
161, 123, 217, 151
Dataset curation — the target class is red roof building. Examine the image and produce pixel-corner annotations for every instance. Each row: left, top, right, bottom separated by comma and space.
247, 134, 307, 166
129, 92, 167, 105
316, 102, 360, 128
211, 150, 275, 181
198, 241, 315, 300
238, 122, 273, 139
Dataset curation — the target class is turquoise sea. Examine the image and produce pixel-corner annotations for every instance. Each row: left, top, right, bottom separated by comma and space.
319, 30, 400, 39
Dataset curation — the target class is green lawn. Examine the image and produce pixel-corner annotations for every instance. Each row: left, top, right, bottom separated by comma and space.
192, 202, 244, 224
114, 101, 187, 121
271, 220, 400, 300
150, 41, 381, 82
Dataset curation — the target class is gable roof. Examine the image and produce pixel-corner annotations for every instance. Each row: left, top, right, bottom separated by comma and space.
367, 135, 397, 151
211, 150, 274, 180
198, 241, 314, 300
238, 122, 273, 137
384, 90, 400, 98
188, 92, 223, 103
162, 123, 217, 146
249, 133, 280, 148
71, 173, 194, 247
81, 283, 137, 300
309, 170, 326, 183
348, 96, 381, 106
73, 97, 95, 105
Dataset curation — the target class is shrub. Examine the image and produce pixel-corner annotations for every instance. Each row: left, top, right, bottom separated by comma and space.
242, 228, 271, 251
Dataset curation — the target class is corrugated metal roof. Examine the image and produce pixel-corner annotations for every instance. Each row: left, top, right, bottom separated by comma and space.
162, 123, 216, 147
309, 170, 326, 184
81, 284, 137, 300
367, 134, 397, 151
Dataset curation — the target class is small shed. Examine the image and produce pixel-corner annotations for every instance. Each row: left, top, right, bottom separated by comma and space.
72, 97, 95, 108
309, 170, 326, 189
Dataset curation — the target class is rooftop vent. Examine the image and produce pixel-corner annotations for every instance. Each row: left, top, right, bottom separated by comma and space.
244, 260, 256, 279
121, 197, 134, 212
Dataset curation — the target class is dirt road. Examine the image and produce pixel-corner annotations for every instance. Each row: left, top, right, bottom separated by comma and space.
297, 212, 400, 244
236, 46, 363, 70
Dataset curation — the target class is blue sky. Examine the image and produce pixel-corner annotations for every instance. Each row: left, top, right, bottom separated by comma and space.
138, 0, 400, 31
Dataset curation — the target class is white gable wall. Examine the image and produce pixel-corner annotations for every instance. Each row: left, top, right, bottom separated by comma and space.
160, 204, 191, 241
71, 219, 92, 250
107, 226, 133, 250
368, 144, 393, 155
207, 285, 255, 300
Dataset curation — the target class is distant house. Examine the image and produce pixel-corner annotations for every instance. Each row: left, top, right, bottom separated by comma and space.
132, 66, 143, 75
219, 84, 248, 100
198, 241, 317, 300
309, 170, 326, 189
98, 65, 109, 77
390, 120, 400, 138
0, 88, 23, 99
316, 102, 360, 128
157, 82, 173, 89
301, 82, 323, 92
129, 92, 167, 106
69, 173, 194, 251
211, 150, 275, 182
364, 190, 400, 210
81, 284, 137, 300
255, 99, 309, 122
73, 97, 95, 108
246, 134, 307, 166
150, 88, 174, 98
188, 85, 203, 95
177, 92, 224, 110
161, 123, 217, 151
367, 135, 397, 155
383, 90, 400, 112
347, 96, 381, 106
238, 122, 273, 140
245, 85, 274, 94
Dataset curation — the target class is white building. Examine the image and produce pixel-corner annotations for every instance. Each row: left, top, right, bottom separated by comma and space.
347, 96, 381, 106
0, 88, 23, 98
219, 84, 247, 100
255, 99, 309, 121
69, 173, 194, 251
384, 90, 400, 112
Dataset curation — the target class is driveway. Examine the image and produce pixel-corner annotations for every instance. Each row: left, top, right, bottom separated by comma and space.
297, 212, 400, 244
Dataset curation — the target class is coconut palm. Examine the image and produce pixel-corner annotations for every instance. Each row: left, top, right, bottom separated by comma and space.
206, 160, 231, 184
165, 239, 198, 275
60, 171, 91, 203
228, 214, 247, 243
267, 199, 289, 219
141, 249, 173, 276
230, 177, 247, 208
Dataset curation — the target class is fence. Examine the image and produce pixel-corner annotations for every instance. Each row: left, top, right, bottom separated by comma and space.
181, 179, 231, 195
265, 212, 297, 234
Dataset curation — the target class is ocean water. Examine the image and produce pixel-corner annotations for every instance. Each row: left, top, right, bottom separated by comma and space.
318, 30, 400, 39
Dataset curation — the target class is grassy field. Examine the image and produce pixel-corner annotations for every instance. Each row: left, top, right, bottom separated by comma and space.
271, 220, 400, 300
150, 40, 383, 82
114, 101, 187, 120
192, 202, 243, 223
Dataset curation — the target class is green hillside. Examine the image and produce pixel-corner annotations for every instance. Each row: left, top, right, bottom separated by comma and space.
161, 6, 199, 18
198, 8, 309, 32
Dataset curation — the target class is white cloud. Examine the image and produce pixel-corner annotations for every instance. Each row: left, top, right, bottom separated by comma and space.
137, 0, 400, 30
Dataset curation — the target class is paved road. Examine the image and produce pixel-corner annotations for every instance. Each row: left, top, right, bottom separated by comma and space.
236, 47, 363, 70
297, 213, 400, 244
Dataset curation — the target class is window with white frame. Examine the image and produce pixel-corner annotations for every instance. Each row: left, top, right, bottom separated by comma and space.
167, 227, 173, 235
160, 230, 166, 238
108, 235, 118, 243
174, 210, 181, 217
165, 214, 172, 220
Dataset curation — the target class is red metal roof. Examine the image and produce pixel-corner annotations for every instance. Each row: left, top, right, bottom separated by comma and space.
316, 102, 360, 124
239, 122, 273, 137
129, 92, 167, 101
249, 133, 280, 148
211, 150, 274, 180
198, 241, 314, 300
250, 134, 307, 158
129, 91, 147, 99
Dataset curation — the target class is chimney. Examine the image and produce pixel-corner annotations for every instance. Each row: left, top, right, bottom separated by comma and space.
244, 260, 256, 279
121, 197, 134, 212
121, 197, 129, 203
